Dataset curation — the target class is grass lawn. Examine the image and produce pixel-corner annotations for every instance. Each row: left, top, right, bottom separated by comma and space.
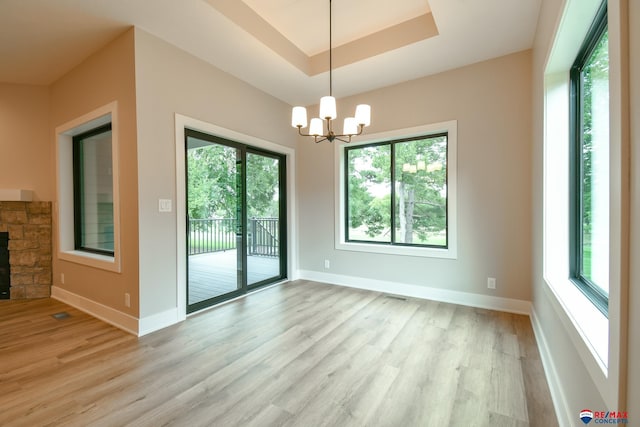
348, 227, 447, 247
189, 233, 236, 252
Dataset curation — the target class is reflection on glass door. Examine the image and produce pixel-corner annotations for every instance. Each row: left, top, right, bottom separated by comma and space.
185, 129, 287, 314
246, 151, 285, 287
186, 132, 243, 312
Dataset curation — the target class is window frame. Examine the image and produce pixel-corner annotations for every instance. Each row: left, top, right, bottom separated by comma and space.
335, 120, 457, 260
55, 102, 121, 273
343, 133, 449, 249
568, 0, 609, 316
72, 123, 115, 256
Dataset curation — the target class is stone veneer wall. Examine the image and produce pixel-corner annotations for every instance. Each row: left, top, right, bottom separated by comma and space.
0, 202, 52, 299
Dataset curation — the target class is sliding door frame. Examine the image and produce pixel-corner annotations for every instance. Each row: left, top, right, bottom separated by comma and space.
185, 129, 246, 313
176, 116, 294, 318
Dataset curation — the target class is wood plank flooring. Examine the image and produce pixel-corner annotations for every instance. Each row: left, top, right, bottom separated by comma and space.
0, 280, 558, 427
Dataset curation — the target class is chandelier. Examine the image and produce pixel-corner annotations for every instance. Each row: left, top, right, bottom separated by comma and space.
291, 0, 371, 143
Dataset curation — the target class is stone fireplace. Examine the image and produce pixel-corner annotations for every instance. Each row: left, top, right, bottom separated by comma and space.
0, 201, 52, 299
0, 232, 9, 298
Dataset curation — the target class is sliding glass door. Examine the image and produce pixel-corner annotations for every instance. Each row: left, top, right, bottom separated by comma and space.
185, 129, 286, 313
246, 151, 286, 288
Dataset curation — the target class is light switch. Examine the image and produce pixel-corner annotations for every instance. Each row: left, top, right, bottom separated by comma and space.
158, 199, 172, 212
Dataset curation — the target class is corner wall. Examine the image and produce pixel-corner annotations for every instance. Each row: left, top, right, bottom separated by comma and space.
297, 50, 533, 306
49, 28, 140, 319
133, 28, 296, 323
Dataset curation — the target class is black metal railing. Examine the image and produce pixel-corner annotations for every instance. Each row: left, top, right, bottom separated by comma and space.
248, 217, 279, 257
188, 218, 279, 257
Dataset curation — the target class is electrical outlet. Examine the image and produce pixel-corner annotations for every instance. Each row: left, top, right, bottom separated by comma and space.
124, 293, 131, 308
60, 273, 65, 284
324, 259, 330, 269
487, 277, 496, 289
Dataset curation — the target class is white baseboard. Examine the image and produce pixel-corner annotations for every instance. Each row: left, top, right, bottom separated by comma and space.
297, 270, 532, 315
138, 308, 179, 337
51, 286, 138, 335
530, 308, 572, 427
51, 286, 184, 337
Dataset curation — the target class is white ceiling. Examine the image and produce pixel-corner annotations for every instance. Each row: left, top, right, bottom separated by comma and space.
0, 0, 541, 106
242, 0, 430, 56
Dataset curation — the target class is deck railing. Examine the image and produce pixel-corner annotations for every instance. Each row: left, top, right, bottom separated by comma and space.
188, 218, 236, 255
188, 218, 279, 257
248, 217, 279, 257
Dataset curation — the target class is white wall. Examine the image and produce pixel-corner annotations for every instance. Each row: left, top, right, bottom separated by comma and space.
133, 29, 297, 320
532, 0, 638, 424
297, 50, 533, 305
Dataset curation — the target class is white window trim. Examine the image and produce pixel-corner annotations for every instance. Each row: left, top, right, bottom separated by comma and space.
334, 120, 457, 259
55, 102, 121, 272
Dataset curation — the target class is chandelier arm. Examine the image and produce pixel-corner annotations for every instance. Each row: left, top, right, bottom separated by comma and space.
296, 126, 329, 144
332, 124, 365, 139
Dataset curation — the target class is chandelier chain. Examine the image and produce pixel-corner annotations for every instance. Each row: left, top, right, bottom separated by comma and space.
329, 0, 333, 97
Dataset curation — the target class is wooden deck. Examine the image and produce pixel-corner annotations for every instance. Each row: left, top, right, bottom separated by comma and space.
188, 250, 280, 305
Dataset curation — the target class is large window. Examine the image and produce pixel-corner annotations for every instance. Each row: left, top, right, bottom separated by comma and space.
345, 133, 448, 248
72, 123, 114, 255
569, 2, 609, 315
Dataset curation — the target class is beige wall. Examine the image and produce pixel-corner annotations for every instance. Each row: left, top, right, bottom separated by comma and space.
0, 84, 52, 201
133, 29, 296, 318
297, 50, 533, 302
50, 29, 139, 316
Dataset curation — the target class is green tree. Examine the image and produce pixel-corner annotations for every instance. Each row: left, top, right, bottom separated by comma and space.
187, 146, 280, 220
187, 144, 238, 220
579, 29, 608, 278
247, 153, 280, 218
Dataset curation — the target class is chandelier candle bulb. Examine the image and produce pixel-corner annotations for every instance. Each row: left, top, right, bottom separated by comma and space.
355, 104, 371, 127
343, 117, 358, 135
309, 118, 323, 136
292, 106, 308, 128
319, 96, 337, 120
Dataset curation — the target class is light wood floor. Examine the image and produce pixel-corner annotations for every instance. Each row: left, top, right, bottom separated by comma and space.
0, 280, 558, 427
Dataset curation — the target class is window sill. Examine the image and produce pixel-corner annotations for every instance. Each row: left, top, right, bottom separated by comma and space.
336, 241, 457, 259
544, 274, 608, 374
59, 250, 121, 273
